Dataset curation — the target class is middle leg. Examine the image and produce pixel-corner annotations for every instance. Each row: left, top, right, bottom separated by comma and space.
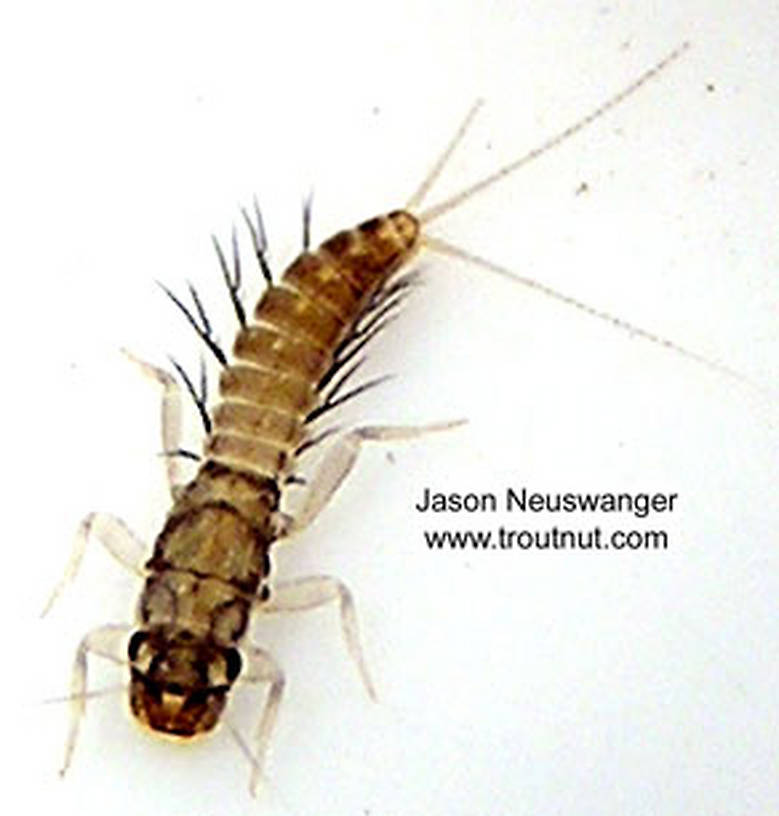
41, 513, 146, 617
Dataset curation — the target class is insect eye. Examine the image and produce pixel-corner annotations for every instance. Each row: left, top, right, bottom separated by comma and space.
127, 631, 149, 662
224, 648, 242, 683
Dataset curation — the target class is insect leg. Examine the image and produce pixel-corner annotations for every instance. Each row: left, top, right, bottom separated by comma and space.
60, 623, 131, 778
236, 645, 285, 796
41, 513, 146, 617
282, 420, 466, 538
258, 575, 376, 702
121, 349, 188, 497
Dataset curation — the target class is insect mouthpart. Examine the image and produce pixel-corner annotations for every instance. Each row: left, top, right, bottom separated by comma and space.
129, 671, 229, 737
128, 631, 242, 737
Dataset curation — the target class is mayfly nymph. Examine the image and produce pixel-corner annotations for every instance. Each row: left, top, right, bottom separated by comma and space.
46, 42, 726, 793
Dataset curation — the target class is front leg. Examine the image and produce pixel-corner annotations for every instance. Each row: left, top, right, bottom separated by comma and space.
257, 575, 376, 701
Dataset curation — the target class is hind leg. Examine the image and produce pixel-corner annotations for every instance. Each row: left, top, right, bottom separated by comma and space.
121, 349, 188, 497
279, 420, 465, 538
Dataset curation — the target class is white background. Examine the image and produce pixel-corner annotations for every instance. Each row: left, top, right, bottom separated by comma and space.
5, 1, 778, 815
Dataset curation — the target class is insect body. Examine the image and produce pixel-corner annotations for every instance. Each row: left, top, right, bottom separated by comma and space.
129, 211, 419, 739
46, 41, 727, 793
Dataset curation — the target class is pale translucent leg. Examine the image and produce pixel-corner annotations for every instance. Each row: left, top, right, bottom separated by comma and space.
259, 575, 376, 702
41, 513, 146, 617
282, 420, 466, 538
230, 645, 286, 796
60, 623, 131, 778
121, 348, 186, 498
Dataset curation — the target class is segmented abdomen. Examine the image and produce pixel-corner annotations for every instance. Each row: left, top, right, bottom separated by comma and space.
205, 209, 420, 480
136, 210, 419, 661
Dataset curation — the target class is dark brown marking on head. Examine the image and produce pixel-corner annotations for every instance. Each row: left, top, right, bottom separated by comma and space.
127, 630, 149, 662
224, 647, 242, 682
128, 630, 243, 737
210, 597, 250, 644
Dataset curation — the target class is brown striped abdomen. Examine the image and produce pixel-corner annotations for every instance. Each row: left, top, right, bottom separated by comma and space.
204, 209, 420, 480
